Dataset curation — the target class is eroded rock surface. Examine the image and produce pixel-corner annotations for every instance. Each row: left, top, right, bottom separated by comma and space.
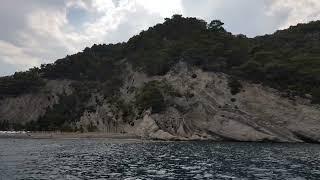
127, 62, 320, 142
0, 80, 72, 124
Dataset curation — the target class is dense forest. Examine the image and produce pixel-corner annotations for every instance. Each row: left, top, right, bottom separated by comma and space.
1, 15, 320, 131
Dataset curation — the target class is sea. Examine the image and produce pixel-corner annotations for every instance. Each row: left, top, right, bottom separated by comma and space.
1, 138, 320, 179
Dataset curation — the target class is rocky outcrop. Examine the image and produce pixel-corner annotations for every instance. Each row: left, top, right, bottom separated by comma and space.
133, 110, 177, 140
0, 80, 72, 124
77, 102, 126, 133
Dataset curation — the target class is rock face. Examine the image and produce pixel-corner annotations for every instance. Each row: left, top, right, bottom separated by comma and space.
1, 62, 320, 143
0, 80, 72, 124
127, 62, 320, 142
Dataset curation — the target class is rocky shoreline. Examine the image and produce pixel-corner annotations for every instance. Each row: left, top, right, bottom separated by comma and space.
0, 131, 319, 144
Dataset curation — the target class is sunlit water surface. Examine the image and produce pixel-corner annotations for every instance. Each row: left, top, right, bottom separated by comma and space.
1, 139, 320, 179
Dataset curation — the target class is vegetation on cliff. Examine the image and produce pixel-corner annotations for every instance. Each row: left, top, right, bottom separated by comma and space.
0, 69, 44, 98
135, 80, 177, 114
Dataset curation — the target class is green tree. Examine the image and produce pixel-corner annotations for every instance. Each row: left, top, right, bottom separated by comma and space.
135, 81, 166, 113
208, 20, 225, 32
228, 78, 243, 95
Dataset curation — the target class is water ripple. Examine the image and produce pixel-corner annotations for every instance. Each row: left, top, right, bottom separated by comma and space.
1, 139, 320, 179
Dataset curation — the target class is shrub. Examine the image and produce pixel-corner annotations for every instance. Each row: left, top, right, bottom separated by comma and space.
135, 81, 166, 113
0, 120, 9, 131
87, 122, 98, 132
311, 87, 320, 104
0, 70, 45, 97
228, 78, 243, 95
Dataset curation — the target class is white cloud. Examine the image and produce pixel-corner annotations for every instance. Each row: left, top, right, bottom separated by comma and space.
0, 40, 40, 68
27, 9, 78, 52
267, 0, 320, 29
66, 0, 90, 10
21, 0, 167, 56
92, 0, 117, 12
136, 0, 183, 17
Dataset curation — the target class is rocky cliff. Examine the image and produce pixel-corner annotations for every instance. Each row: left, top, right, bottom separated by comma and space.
2, 62, 319, 143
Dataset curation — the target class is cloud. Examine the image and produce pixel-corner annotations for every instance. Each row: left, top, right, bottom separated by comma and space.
21, 0, 171, 56
181, 0, 288, 37
136, 0, 183, 17
0, 40, 41, 75
266, 0, 320, 29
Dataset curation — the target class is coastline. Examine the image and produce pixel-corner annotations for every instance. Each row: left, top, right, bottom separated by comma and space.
0, 132, 141, 140
1, 131, 318, 144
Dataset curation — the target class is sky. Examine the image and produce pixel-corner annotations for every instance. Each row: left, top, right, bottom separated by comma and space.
1, 0, 320, 76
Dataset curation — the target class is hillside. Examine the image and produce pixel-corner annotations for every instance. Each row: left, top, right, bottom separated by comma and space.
0, 15, 320, 142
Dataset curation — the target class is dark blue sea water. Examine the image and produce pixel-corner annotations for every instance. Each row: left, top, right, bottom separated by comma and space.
1, 139, 320, 179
